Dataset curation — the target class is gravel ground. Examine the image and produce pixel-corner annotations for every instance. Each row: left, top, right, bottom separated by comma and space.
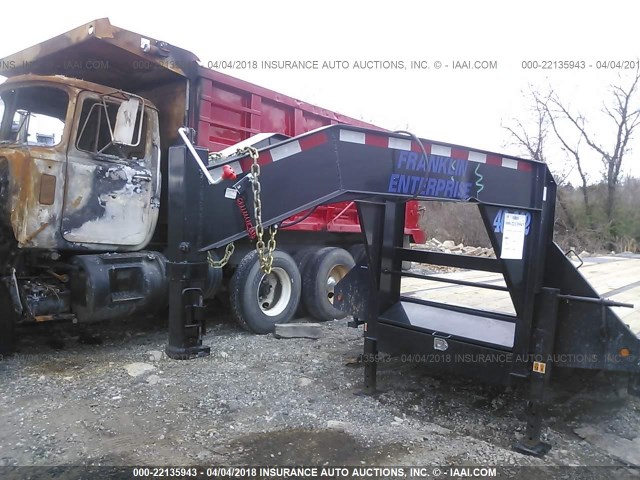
0, 308, 639, 478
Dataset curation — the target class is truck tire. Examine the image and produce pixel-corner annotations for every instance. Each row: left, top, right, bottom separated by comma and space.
293, 247, 317, 317
302, 247, 355, 322
230, 250, 301, 334
294, 247, 318, 277
0, 285, 17, 356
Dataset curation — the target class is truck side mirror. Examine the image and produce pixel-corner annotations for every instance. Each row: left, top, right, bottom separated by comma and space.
113, 98, 140, 145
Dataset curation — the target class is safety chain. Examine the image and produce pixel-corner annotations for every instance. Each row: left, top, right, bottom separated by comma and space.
238, 146, 277, 274
202, 150, 234, 267
207, 242, 235, 269
207, 151, 223, 165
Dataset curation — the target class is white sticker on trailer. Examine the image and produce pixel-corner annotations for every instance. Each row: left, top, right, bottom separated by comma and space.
500, 213, 526, 260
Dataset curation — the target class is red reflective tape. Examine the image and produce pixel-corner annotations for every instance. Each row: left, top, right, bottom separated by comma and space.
411, 141, 431, 154
518, 161, 533, 172
258, 151, 272, 165
299, 132, 328, 151
239, 151, 272, 170
239, 157, 253, 172
451, 148, 469, 160
486, 154, 502, 166
365, 134, 389, 148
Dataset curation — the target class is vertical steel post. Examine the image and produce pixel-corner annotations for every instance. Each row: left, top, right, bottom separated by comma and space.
165, 145, 211, 360
357, 201, 405, 395
363, 336, 378, 394
356, 201, 387, 395
514, 287, 560, 456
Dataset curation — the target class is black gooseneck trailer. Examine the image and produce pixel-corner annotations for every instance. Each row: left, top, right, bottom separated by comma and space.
165, 124, 639, 456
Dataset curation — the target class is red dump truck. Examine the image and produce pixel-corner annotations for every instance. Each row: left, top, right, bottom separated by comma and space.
0, 19, 424, 352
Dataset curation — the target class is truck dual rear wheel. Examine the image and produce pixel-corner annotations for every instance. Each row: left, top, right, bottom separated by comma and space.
293, 247, 318, 317
230, 250, 301, 334
302, 247, 355, 322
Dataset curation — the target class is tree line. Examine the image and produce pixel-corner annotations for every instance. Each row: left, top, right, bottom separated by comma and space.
504, 68, 640, 253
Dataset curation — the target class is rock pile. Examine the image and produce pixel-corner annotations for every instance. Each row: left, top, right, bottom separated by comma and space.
413, 238, 496, 258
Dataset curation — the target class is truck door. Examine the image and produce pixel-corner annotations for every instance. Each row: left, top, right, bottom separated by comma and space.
62, 92, 160, 248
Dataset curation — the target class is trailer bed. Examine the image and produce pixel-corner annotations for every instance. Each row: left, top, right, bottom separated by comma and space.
402, 253, 640, 336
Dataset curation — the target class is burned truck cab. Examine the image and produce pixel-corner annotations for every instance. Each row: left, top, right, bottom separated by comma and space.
0, 75, 166, 346
0, 74, 161, 251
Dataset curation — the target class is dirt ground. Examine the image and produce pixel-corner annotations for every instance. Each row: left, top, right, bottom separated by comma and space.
0, 307, 639, 479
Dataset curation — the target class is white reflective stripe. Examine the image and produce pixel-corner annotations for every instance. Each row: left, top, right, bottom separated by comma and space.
543, 186, 547, 202
339, 130, 366, 144
271, 140, 302, 161
467, 151, 487, 163
431, 144, 451, 157
502, 158, 518, 169
388, 137, 412, 151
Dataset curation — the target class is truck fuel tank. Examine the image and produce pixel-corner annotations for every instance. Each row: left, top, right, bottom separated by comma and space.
69, 252, 168, 322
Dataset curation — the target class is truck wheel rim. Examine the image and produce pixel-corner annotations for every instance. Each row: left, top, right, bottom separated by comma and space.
257, 267, 291, 317
326, 264, 349, 304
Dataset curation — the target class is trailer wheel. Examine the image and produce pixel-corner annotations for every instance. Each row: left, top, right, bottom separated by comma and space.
230, 250, 301, 334
303, 247, 355, 321
0, 285, 17, 356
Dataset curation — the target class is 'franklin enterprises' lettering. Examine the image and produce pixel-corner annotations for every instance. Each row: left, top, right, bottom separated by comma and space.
387, 150, 479, 200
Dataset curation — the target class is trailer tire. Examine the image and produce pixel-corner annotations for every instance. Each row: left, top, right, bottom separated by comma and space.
230, 250, 301, 334
0, 285, 17, 356
303, 247, 355, 322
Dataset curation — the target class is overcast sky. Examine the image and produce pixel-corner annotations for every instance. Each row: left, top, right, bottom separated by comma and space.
2, 0, 639, 184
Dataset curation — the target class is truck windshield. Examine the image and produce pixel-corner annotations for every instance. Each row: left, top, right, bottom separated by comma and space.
0, 86, 68, 147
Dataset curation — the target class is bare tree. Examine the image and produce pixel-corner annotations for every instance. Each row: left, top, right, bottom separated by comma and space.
503, 90, 549, 163
541, 95, 593, 222
503, 88, 577, 230
545, 69, 640, 224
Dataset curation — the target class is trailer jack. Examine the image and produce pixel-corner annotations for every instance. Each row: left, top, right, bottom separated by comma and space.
166, 263, 210, 360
